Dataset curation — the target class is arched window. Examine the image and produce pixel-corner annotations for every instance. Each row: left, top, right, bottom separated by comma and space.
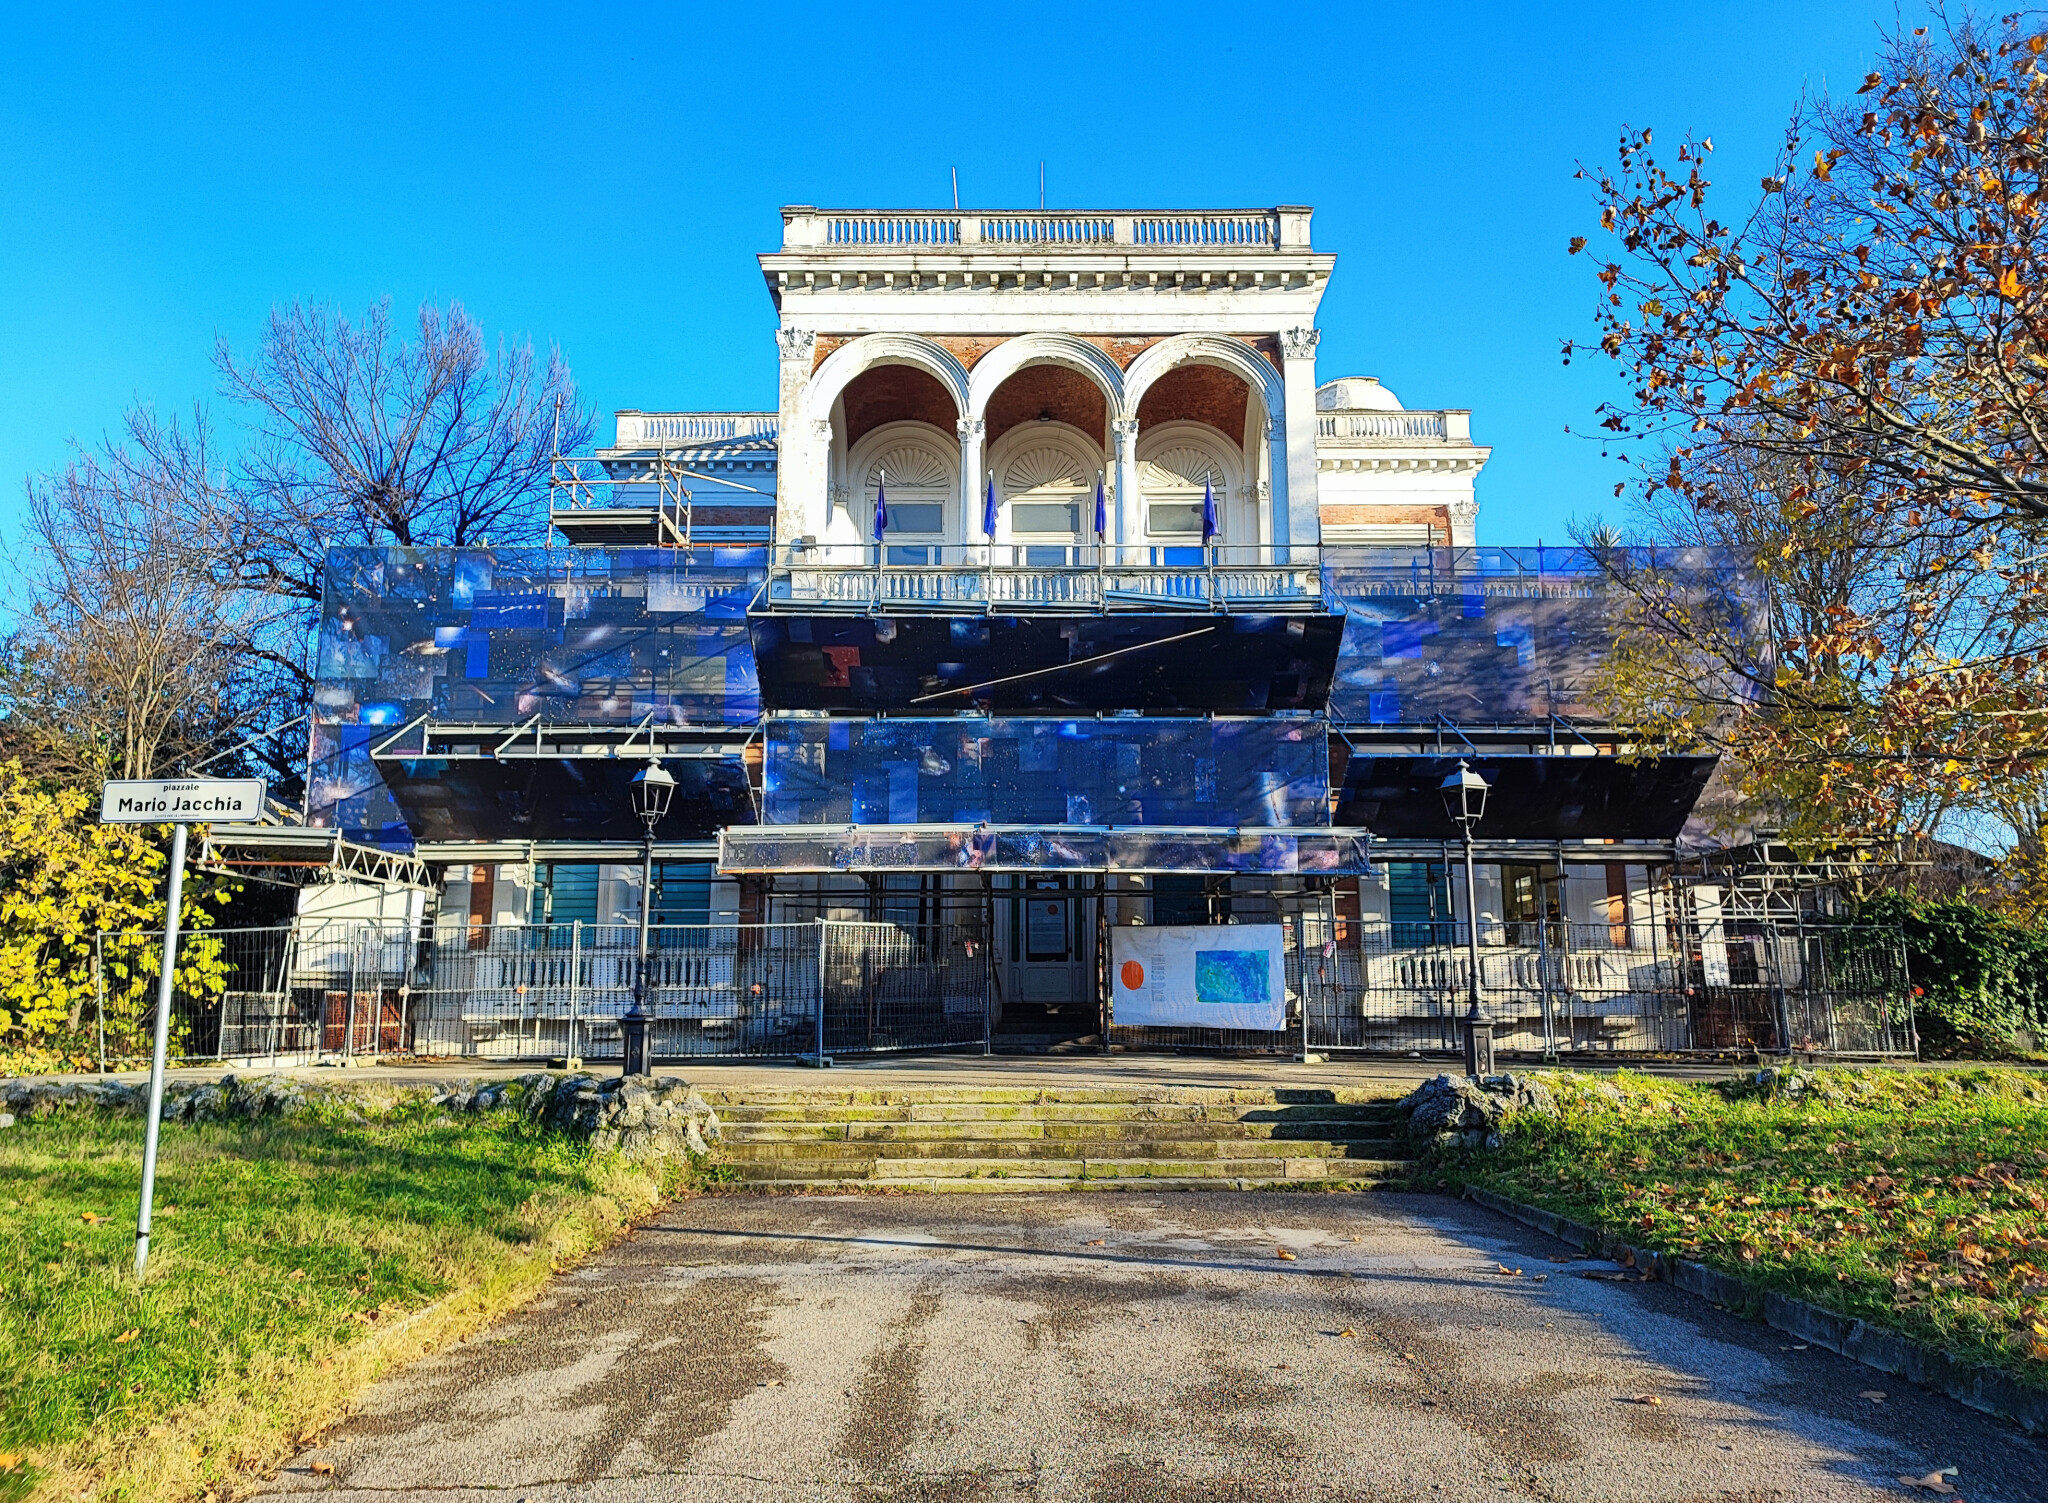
1000, 439, 1096, 567
856, 430, 955, 563
1137, 428, 1241, 562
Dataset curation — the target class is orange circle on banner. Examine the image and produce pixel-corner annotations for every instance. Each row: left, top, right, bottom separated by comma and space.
1120, 960, 1145, 991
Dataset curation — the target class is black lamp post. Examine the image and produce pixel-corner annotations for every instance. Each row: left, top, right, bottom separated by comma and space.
1440, 759, 1493, 1078
621, 759, 676, 1078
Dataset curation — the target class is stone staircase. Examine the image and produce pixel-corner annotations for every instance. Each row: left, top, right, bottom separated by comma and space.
698, 1085, 1415, 1192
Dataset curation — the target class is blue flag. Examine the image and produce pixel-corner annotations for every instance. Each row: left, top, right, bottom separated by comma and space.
873, 477, 888, 543
983, 475, 997, 540
1200, 478, 1217, 543
1094, 475, 1107, 539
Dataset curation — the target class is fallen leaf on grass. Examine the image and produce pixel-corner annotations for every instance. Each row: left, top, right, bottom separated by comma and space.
0, 1454, 18, 1470
1335, 1328, 1357, 1338
1897, 1469, 1958, 1494
1861, 1390, 1888, 1403
80, 1212, 102, 1223
289, 1269, 306, 1280
112, 1328, 139, 1344
1275, 1249, 1297, 1261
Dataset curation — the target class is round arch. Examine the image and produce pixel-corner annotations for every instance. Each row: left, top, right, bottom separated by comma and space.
844, 421, 960, 543
986, 421, 1103, 548
1122, 334, 1282, 424
1133, 421, 1248, 545
803, 334, 971, 424
967, 334, 1125, 422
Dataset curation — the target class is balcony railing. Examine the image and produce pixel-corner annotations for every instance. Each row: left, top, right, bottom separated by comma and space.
763, 543, 1325, 614
1317, 412, 1451, 440
613, 412, 779, 448
778, 207, 1311, 254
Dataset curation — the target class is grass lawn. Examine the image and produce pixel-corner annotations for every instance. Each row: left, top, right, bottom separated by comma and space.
1431, 1067, 2048, 1386
0, 1100, 699, 1503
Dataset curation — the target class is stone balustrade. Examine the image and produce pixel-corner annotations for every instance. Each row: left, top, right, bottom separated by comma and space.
779, 207, 1312, 254
1316, 411, 1471, 442
613, 411, 779, 447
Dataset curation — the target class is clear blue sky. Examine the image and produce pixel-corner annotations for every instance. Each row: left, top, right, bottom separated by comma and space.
0, 1, 1922, 547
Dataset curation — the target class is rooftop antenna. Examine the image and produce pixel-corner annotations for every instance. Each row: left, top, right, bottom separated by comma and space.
951, 166, 959, 210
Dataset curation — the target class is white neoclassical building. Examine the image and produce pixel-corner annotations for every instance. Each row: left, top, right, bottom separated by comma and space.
597, 205, 1488, 552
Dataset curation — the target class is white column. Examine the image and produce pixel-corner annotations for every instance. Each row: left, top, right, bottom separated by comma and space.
1264, 416, 1290, 557
774, 327, 820, 546
1278, 326, 1323, 556
957, 416, 986, 546
1110, 416, 1141, 552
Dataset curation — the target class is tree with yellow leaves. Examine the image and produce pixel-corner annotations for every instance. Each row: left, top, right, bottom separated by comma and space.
0, 760, 233, 1062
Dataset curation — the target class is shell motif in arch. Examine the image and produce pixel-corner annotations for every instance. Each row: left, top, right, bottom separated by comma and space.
865, 442, 953, 493
1001, 444, 1093, 498
1140, 445, 1227, 492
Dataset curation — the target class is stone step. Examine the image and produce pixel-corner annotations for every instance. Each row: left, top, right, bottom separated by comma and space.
736, 1174, 1406, 1195
698, 1086, 1404, 1110
720, 1120, 1403, 1145
753, 1154, 1413, 1184
714, 1101, 1404, 1125
716, 1136, 1404, 1164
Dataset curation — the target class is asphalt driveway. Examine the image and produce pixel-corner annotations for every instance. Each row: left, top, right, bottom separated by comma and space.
252, 1191, 2048, 1502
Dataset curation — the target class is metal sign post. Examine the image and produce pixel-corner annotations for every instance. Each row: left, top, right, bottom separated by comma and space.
101, 777, 265, 1279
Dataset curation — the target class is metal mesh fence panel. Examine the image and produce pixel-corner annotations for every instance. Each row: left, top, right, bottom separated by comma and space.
84, 907, 1911, 1067
819, 919, 992, 1055
409, 922, 822, 1061
1302, 915, 1915, 1057
93, 925, 331, 1069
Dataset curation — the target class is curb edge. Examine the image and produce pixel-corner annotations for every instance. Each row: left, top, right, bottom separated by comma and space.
1461, 1183, 2048, 1436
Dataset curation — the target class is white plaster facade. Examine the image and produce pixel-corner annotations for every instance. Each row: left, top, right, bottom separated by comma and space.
595, 205, 1489, 550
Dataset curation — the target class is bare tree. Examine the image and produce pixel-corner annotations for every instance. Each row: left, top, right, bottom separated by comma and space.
207, 299, 594, 604
4, 409, 294, 783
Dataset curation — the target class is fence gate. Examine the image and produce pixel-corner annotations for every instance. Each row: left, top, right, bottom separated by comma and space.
818, 919, 991, 1055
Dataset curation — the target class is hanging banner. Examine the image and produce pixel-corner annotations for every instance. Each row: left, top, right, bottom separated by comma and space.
1111, 923, 1287, 1031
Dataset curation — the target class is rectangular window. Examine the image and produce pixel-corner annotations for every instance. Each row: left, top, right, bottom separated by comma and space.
1387, 862, 1450, 945
1148, 502, 1204, 537
654, 862, 714, 948
1012, 503, 1078, 534
887, 503, 943, 535
1150, 874, 1219, 927
466, 865, 495, 951
1501, 864, 1541, 925
529, 863, 599, 937
1604, 862, 1633, 949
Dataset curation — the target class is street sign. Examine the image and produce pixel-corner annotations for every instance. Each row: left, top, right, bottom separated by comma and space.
98, 774, 265, 1280
99, 778, 266, 825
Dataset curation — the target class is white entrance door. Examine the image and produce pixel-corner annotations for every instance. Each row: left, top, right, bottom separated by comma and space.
1002, 876, 1093, 1024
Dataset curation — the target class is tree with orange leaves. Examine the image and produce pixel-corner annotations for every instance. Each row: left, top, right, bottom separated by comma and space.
1572, 7, 2048, 878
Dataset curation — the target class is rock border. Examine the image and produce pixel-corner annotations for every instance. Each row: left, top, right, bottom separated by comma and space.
0, 1071, 721, 1162
1462, 1183, 2048, 1436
